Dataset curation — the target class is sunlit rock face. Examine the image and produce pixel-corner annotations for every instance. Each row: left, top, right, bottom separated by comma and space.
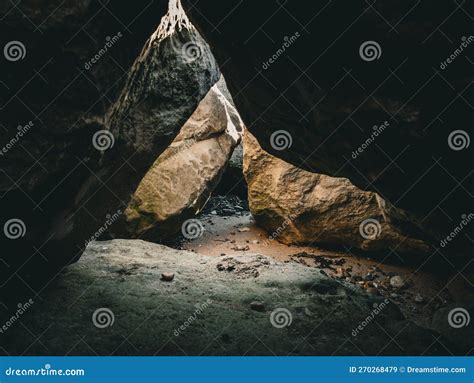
182, 0, 473, 251
0, 0, 218, 297
243, 131, 430, 254
117, 78, 244, 240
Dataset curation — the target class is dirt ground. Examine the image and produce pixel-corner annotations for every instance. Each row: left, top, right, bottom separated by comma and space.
178, 201, 473, 329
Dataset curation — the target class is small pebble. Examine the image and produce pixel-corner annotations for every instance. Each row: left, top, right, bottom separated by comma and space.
390, 275, 405, 288
232, 245, 250, 251
161, 272, 175, 282
414, 293, 424, 303
364, 272, 376, 281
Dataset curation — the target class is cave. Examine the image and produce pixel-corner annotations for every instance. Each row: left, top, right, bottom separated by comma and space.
0, 0, 472, 358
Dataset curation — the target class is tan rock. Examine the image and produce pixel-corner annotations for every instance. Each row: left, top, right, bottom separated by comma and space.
243, 131, 430, 254
123, 80, 244, 240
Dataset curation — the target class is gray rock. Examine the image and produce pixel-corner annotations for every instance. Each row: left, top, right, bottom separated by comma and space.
0, 0, 219, 295
0, 239, 460, 356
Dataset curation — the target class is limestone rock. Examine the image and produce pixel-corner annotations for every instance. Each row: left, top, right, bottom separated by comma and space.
243, 131, 430, 254
121, 80, 244, 240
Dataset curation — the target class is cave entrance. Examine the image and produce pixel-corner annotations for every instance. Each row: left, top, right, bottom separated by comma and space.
98, 0, 466, 332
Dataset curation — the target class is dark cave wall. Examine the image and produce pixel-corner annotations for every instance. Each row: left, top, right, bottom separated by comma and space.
0, 0, 219, 298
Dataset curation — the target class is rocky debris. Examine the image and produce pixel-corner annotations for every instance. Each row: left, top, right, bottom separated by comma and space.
232, 245, 250, 251
285, 252, 434, 312
0, 239, 462, 356
201, 195, 248, 217
183, 0, 472, 251
117, 78, 244, 240
161, 272, 175, 282
243, 131, 431, 254
216, 255, 271, 278
0, 0, 219, 299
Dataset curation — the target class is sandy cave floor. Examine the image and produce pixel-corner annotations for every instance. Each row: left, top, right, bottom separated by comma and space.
177, 197, 473, 329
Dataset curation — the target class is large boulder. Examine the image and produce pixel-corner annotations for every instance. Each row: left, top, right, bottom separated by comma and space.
182, 0, 473, 251
120, 78, 244, 240
243, 131, 430, 254
0, 239, 461, 356
0, 0, 219, 299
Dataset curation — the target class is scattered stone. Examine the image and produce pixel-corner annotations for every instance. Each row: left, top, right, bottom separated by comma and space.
161, 272, 175, 282
414, 294, 424, 303
390, 276, 405, 289
238, 227, 250, 232
250, 301, 265, 312
232, 245, 250, 251
364, 272, 376, 281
